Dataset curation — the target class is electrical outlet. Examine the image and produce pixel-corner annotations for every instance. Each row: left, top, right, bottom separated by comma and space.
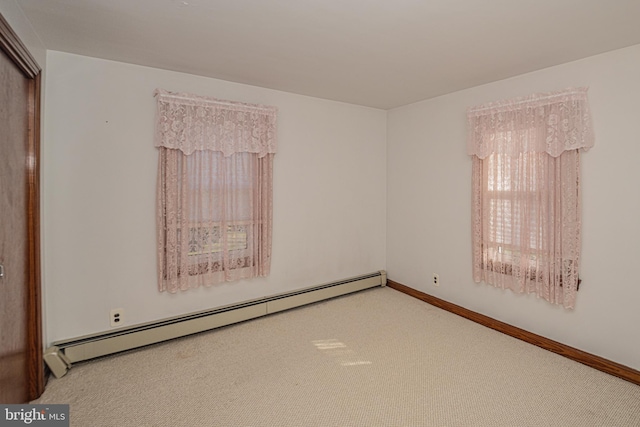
110, 308, 124, 327
433, 274, 439, 286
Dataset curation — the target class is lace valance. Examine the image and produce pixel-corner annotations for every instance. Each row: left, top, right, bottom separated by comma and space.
154, 89, 277, 157
467, 87, 594, 159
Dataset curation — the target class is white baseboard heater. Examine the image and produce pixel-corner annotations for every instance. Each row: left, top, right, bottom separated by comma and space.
44, 270, 386, 378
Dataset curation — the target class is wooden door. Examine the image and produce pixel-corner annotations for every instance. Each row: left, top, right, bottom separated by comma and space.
0, 14, 43, 403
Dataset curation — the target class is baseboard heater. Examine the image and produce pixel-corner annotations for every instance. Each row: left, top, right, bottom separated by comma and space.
44, 270, 386, 378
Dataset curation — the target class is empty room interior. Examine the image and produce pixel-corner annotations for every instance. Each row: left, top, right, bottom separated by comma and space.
1, 0, 640, 425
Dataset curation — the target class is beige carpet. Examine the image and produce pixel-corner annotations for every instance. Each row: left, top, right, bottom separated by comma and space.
34, 287, 640, 426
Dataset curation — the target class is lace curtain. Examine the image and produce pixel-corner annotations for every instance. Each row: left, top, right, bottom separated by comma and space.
155, 89, 276, 293
468, 87, 594, 159
468, 88, 594, 308
155, 88, 277, 157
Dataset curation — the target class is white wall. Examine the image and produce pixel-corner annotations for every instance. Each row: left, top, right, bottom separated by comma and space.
387, 43, 640, 370
44, 51, 386, 343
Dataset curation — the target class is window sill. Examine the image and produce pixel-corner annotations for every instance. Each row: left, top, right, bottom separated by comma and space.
482, 260, 581, 290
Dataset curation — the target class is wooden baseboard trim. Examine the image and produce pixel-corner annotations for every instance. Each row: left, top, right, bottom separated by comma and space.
387, 279, 640, 386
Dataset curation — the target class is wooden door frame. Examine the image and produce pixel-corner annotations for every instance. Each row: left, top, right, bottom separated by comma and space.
0, 13, 44, 400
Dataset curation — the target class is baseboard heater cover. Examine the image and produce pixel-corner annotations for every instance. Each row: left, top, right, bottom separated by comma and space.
44, 270, 386, 378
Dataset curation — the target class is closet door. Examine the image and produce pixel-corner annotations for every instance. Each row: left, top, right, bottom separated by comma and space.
0, 14, 43, 403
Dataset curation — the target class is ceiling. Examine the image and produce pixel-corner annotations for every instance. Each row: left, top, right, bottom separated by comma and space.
16, 0, 640, 109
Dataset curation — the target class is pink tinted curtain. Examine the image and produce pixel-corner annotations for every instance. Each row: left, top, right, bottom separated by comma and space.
468, 88, 594, 308
155, 89, 276, 293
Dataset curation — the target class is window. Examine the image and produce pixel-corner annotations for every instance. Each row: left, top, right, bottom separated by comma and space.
184, 151, 253, 259
155, 89, 277, 293
468, 88, 594, 308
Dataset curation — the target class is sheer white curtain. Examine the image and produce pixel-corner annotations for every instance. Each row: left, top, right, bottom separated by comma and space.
154, 89, 277, 293
468, 88, 594, 308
